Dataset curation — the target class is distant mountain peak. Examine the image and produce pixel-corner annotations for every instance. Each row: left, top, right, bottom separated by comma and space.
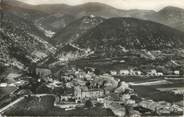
77, 2, 116, 8
159, 6, 184, 12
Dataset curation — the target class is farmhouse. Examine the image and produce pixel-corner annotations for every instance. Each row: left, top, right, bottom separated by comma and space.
36, 67, 52, 77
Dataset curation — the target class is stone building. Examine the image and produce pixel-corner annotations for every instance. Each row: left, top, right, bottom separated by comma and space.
74, 86, 104, 99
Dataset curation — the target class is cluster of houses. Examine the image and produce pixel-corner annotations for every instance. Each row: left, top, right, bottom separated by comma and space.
110, 69, 181, 76
72, 72, 119, 101
21, 64, 184, 117
34, 66, 107, 100
147, 69, 164, 76
33, 65, 182, 81
139, 99, 183, 115
31, 51, 48, 63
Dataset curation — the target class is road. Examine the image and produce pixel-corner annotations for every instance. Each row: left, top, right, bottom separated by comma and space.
0, 94, 55, 115
0, 96, 24, 115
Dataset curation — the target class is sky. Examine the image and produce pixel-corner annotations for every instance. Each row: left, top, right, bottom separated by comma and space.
17, 0, 184, 11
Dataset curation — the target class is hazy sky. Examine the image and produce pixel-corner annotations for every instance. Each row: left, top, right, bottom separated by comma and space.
17, 0, 184, 11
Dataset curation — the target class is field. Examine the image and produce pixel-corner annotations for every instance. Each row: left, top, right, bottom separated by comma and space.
123, 78, 184, 103
115, 76, 164, 82
4, 95, 55, 116
70, 56, 151, 73
0, 86, 17, 108
132, 85, 183, 103
47, 107, 115, 116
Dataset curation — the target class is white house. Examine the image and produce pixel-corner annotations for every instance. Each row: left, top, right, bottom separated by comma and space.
157, 72, 164, 76
136, 71, 142, 76
174, 70, 180, 75
110, 71, 118, 75
119, 70, 129, 75
147, 69, 157, 76
130, 69, 142, 76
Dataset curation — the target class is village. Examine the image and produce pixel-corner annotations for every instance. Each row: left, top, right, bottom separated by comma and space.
1, 0, 184, 116
1, 64, 183, 117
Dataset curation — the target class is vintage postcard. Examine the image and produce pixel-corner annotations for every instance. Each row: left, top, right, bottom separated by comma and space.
0, 0, 184, 116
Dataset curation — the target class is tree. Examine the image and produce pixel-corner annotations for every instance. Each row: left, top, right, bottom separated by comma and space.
94, 69, 101, 75
85, 100, 93, 108
95, 102, 103, 108
1, 0, 4, 26
0, 64, 5, 75
86, 81, 91, 88
36, 84, 50, 94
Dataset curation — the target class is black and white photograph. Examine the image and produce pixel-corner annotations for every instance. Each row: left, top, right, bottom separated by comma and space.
0, 0, 184, 116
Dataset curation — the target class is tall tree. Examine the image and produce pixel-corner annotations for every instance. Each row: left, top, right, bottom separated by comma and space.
0, 0, 4, 28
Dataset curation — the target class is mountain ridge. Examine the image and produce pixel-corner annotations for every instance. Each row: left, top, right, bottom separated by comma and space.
4, 0, 184, 33
53, 15, 105, 45
73, 17, 184, 55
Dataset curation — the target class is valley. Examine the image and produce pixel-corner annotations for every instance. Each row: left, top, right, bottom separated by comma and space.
0, 0, 184, 117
